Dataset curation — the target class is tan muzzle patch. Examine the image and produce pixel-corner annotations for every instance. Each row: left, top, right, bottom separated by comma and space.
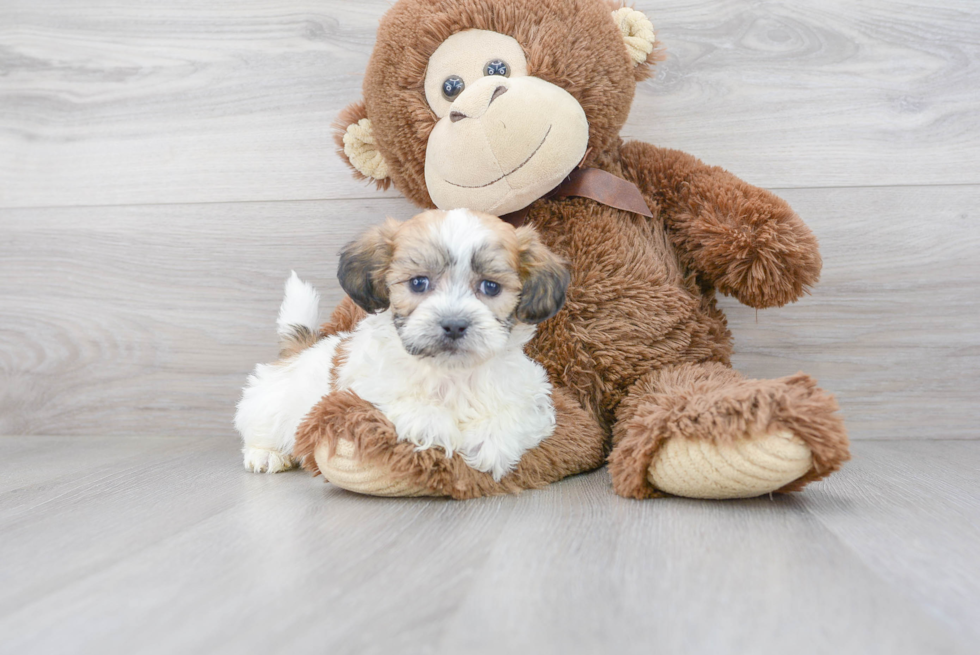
424, 75, 589, 216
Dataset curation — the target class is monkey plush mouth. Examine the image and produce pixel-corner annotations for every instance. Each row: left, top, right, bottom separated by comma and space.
445, 125, 552, 189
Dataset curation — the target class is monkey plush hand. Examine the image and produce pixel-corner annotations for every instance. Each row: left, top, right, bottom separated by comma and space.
295, 0, 850, 500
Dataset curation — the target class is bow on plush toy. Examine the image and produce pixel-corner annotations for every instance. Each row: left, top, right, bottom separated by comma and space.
293, 0, 850, 500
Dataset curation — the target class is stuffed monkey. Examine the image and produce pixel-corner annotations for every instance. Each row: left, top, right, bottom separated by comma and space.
294, 0, 850, 499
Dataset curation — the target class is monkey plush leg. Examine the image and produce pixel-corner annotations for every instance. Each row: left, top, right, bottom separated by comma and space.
294, 386, 606, 500
608, 362, 849, 500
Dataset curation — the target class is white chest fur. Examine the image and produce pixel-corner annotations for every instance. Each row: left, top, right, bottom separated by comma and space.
334, 312, 556, 480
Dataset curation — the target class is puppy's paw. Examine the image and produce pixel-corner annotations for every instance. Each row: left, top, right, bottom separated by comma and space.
458, 435, 512, 482
390, 406, 463, 455
243, 447, 296, 474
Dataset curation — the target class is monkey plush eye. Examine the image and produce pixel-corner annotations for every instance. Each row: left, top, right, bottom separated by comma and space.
479, 280, 501, 297
410, 276, 430, 293
484, 59, 509, 77
442, 76, 465, 100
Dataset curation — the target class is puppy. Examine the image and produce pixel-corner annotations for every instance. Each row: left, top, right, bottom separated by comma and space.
235, 208, 570, 481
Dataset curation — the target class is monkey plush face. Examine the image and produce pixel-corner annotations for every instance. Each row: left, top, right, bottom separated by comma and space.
337, 0, 659, 214
422, 30, 589, 215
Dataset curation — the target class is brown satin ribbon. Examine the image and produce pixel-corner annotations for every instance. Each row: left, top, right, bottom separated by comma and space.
499, 167, 653, 228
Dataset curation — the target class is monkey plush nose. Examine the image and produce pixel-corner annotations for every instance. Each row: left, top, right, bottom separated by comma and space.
448, 78, 511, 122
440, 319, 469, 340
489, 85, 508, 102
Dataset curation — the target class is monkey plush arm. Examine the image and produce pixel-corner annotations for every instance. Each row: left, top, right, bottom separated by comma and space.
620, 142, 822, 309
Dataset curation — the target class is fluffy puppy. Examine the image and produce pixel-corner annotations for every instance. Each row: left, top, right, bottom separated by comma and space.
235, 208, 569, 481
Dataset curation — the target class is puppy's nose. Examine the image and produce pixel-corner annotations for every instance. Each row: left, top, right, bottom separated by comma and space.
440, 319, 469, 340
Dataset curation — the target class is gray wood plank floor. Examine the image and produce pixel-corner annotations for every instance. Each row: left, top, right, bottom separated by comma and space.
0, 437, 977, 655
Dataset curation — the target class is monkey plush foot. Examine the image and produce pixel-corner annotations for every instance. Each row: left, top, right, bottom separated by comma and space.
317, 438, 436, 497
293, 391, 446, 497
647, 430, 813, 499
609, 362, 850, 500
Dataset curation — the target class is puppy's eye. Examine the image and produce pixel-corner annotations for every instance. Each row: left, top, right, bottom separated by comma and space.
409, 276, 430, 293
442, 75, 465, 99
484, 59, 509, 77
479, 280, 501, 297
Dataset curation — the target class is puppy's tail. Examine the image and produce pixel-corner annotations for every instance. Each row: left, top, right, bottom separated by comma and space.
277, 271, 321, 358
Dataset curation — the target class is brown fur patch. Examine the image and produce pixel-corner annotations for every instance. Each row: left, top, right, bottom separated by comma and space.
522, 196, 735, 432
328, 337, 351, 393
278, 325, 319, 359
319, 296, 368, 338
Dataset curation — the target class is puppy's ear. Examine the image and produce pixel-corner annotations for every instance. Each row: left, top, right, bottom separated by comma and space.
333, 101, 392, 190
337, 219, 400, 314
515, 226, 570, 324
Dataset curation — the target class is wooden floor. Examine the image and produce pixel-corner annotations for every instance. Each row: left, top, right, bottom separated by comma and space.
0, 437, 978, 655
1, 1, 979, 653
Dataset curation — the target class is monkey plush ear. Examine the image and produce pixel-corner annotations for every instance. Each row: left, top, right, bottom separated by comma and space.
333, 101, 391, 189
611, 6, 658, 67
337, 219, 400, 313
515, 227, 571, 324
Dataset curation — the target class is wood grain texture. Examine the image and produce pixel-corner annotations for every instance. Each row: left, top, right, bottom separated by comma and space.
1, 0, 978, 209
0, 196, 418, 437
722, 184, 980, 440
1, 186, 976, 439
803, 440, 980, 648
628, 0, 980, 189
0, 437, 976, 654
